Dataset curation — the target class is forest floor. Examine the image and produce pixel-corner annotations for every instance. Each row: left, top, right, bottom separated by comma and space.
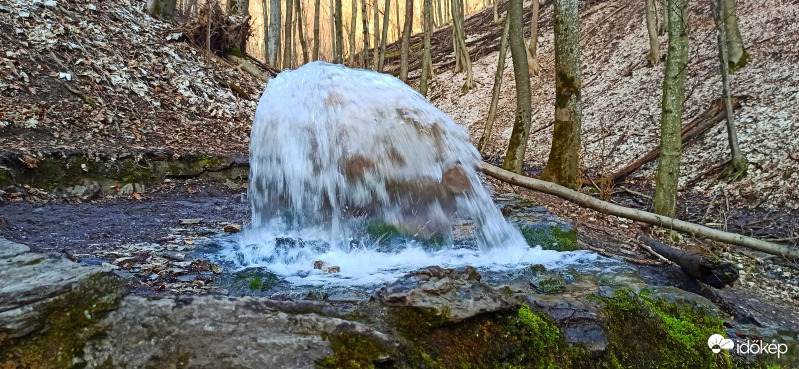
1, 0, 798, 330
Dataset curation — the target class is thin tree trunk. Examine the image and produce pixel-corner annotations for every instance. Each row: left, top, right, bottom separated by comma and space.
451, 0, 473, 92
482, 162, 799, 261
146, 0, 177, 19
654, 0, 689, 217
540, 0, 582, 189
493, 0, 499, 23
658, 0, 668, 35
313, 0, 321, 60
395, 0, 401, 42
420, 0, 434, 95
268, 0, 281, 66
330, 0, 337, 61
713, 0, 747, 180
400, 0, 414, 82
646, 0, 660, 66
349, 0, 358, 65
478, 16, 510, 154
283, 0, 295, 68
373, 0, 381, 69
335, 0, 344, 63
268, 0, 269, 63
525, 0, 540, 75
501, 0, 532, 173
378, 0, 391, 72
296, 0, 309, 65
721, 0, 747, 73
362, 0, 370, 67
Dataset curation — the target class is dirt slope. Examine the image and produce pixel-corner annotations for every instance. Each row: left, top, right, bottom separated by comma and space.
0, 0, 268, 156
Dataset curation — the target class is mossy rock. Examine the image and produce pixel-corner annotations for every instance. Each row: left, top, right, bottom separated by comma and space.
520, 225, 579, 252
317, 333, 389, 369
389, 305, 589, 368
593, 289, 732, 369
0, 272, 125, 369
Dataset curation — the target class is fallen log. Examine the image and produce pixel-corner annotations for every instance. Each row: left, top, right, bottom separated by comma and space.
602, 96, 746, 183
638, 235, 738, 288
481, 162, 799, 261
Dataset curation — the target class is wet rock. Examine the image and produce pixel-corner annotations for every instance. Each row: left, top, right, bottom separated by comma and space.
523, 294, 608, 353
79, 296, 398, 369
118, 182, 145, 196
50, 180, 101, 201
378, 266, 517, 322
223, 223, 242, 233
313, 261, 340, 274
0, 238, 124, 367
189, 259, 222, 273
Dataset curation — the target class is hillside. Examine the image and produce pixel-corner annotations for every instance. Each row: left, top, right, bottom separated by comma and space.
0, 0, 268, 156
426, 0, 799, 216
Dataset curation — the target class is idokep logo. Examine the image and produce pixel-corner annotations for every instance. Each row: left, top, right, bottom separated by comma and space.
708, 333, 790, 359
707, 334, 734, 354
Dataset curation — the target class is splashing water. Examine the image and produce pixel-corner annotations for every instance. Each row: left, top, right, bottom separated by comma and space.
221, 62, 591, 286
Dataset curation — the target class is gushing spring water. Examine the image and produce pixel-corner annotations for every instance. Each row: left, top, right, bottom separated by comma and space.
223, 62, 586, 286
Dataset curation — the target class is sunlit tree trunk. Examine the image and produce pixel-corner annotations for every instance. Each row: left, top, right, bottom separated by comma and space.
362, 0, 369, 67
330, 0, 337, 61
335, 0, 344, 63
400, 0, 414, 82
493, 0, 499, 23
268, 0, 269, 63
646, 0, 660, 66
312, 0, 322, 60
525, 0, 540, 75
268, 0, 281, 67
712, 0, 747, 180
373, 0, 381, 69
451, 0, 473, 92
296, 0, 309, 64
541, 0, 582, 189
348, 0, 358, 65
501, 0, 533, 173
378, 0, 391, 72
654, 0, 689, 217
478, 16, 509, 154
283, 0, 294, 68
721, 0, 747, 73
420, 0, 434, 96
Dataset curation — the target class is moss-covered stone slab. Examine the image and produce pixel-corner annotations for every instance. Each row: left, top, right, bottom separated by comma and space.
496, 193, 581, 251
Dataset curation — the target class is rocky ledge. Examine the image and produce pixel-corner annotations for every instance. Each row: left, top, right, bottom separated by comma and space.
1, 236, 797, 368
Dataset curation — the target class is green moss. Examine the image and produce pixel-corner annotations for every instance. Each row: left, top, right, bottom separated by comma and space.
520, 226, 579, 252
595, 290, 732, 369
390, 305, 588, 368
0, 272, 124, 369
728, 49, 749, 74
0, 168, 14, 187
249, 278, 263, 290
365, 221, 402, 239
535, 278, 565, 295
317, 333, 385, 369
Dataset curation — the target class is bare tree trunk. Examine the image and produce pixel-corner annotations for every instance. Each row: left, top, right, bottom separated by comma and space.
335, 0, 344, 63
654, 0, 689, 217
349, 0, 358, 65
646, 0, 660, 66
525, 0, 540, 75
378, 0, 391, 72
721, 0, 747, 73
296, 0, 309, 65
330, 0, 337, 61
658, 0, 668, 35
283, 0, 294, 68
493, 0, 499, 23
373, 0, 381, 69
540, 0, 582, 189
395, 0, 401, 42
268, 0, 281, 67
362, 0, 370, 67
712, 0, 747, 181
451, 0, 473, 92
313, 0, 321, 60
478, 16, 510, 154
501, 0, 532, 173
400, 0, 414, 82
268, 0, 269, 63
420, 0, 434, 95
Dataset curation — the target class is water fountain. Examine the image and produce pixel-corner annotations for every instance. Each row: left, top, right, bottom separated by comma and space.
218, 62, 591, 288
